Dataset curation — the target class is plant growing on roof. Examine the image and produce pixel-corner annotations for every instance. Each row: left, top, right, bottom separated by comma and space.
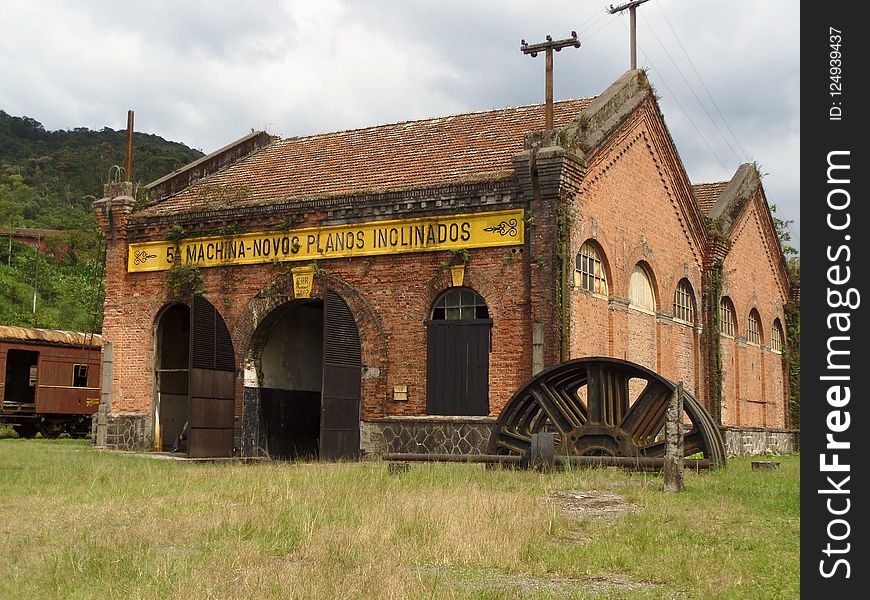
168, 263, 204, 298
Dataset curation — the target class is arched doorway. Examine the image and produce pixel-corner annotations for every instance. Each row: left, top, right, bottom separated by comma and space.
246, 289, 361, 460
425, 287, 491, 415
153, 296, 236, 457
259, 299, 324, 459
154, 303, 190, 452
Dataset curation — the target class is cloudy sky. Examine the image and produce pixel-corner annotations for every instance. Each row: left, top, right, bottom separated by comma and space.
1, 0, 799, 249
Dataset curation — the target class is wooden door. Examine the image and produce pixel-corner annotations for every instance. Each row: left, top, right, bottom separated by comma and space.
187, 295, 236, 458
425, 319, 491, 415
319, 290, 361, 460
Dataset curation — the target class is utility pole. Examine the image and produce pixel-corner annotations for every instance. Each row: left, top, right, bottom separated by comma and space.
609, 0, 652, 70
32, 236, 40, 324
520, 32, 581, 131
125, 110, 134, 182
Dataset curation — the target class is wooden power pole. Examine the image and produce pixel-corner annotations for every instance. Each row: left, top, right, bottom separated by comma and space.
609, 0, 652, 70
520, 32, 581, 131
125, 110, 134, 182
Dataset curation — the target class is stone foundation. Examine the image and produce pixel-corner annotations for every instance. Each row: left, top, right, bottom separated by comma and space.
88, 414, 797, 460
722, 426, 798, 457
92, 412, 152, 451
362, 416, 496, 456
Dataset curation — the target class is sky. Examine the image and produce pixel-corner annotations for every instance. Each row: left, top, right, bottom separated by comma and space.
0, 0, 799, 249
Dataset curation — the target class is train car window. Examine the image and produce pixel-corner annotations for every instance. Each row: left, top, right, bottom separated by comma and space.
73, 364, 89, 387
29, 365, 38, 387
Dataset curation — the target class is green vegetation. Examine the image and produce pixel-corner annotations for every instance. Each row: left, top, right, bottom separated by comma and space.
0, 440, 799, 599
0, 110, 203, 331
0, 240, 103, 331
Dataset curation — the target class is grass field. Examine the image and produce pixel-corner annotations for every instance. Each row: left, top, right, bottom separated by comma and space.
0, 437, 799, 599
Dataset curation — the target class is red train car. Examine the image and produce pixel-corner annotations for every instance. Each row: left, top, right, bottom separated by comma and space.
0, 326, 102, 438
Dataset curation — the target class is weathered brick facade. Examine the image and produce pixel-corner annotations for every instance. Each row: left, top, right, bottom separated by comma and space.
94, 70, 795, 457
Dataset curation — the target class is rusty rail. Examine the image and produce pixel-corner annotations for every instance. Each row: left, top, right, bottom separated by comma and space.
382, 452, 712, 471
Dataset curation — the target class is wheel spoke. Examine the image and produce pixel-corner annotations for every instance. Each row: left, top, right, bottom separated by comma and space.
618, 380, 670, 445
488, 357, 726, 468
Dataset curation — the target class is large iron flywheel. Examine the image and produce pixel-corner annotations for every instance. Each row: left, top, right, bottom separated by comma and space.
488, 357, 726, 468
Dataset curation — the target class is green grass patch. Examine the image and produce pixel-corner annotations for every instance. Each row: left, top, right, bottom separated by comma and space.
0, 440, 799, 599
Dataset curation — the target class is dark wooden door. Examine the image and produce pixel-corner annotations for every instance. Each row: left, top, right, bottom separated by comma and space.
425, 319, 491, 415
320, 289, 361, 460
188, 295, 236, 458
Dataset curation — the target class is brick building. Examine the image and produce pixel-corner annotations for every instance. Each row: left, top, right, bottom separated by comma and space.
93, 70, 796, 458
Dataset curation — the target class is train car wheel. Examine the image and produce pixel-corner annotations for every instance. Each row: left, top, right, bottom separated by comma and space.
37, 421, 64, 439
12, 424, 38, 438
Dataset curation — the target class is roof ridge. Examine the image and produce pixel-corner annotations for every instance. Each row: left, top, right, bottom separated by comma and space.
692, 181, 729, 187
277, 97, 595, 143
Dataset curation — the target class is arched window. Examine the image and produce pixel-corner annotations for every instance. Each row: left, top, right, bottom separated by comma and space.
771, 319, 784, 352
575, 241, 608, 295
748, 309, 762, 345
719, 297, 735, 336
629, 264, 655, 312
673, 279, 695, 323
431, 288, 489, 320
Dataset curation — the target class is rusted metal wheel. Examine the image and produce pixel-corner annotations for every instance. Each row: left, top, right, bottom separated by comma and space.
488, 357, 726, 468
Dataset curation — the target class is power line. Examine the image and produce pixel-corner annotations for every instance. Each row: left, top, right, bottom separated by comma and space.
583, 12, 620, 43
612, 15, 731, 176
621, 20, 731, 177
637, 10, 742, 166
575, 7, 609, 36
654, 2, 752, 163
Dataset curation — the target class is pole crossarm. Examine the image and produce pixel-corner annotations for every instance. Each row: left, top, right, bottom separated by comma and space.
520, 32, 581, 130
608, 0, 652, 70
520, 32, 581, 57
608, 0, 652, 15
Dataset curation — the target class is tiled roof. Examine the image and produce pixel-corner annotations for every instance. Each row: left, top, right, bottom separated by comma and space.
136, 99, 593, 217
692, 182, 729, 214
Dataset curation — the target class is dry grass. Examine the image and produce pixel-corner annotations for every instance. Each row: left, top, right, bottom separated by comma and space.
0, 438, 798, 599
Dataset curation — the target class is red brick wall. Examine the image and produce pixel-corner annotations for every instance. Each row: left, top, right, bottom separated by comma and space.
567, 103, 706, 405
99, 213, 533, 425
720, 335, 739, 425
719, 194, 788, 428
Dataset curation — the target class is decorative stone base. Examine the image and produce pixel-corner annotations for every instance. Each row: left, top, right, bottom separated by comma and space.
91, 412, 152, 451
722, 427, 798, 457
362, 416, 496, 456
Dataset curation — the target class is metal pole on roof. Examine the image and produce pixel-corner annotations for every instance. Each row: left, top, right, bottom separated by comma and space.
125, 110, 134, 183
609, 0, 652, 70
520, 32, 582, 131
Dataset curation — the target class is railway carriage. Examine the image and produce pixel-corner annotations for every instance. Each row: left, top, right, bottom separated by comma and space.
0, 326, 102, 438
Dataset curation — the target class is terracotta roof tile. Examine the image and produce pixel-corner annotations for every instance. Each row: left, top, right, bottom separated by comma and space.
692, 181, 729, 215
136, 99, 593, 217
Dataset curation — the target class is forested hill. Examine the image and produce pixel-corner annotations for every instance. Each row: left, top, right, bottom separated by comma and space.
0, 110, 203, 229
0, 110, 204, 332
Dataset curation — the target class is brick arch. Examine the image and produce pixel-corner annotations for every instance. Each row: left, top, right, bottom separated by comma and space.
663, 260, 702, 315
421, 266, 505, 322
771, 317, 785, 350
627, 259, 660, 312
720, 295, 739, 336
736, 295, 761, 333
576, 237, 614, 296
231, 270, 389, 418
747, 307, 764, 343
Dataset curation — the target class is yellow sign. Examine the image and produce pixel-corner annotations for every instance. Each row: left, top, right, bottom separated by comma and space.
292, 266, 315, 298
127, 209, 524, 273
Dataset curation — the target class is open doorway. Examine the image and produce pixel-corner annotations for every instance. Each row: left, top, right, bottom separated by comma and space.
154, 303, 190, 452
259, 300, 324, 459
3, 349, 39, 406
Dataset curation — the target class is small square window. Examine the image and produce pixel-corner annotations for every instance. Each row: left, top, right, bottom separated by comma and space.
73, 364, 89, 387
